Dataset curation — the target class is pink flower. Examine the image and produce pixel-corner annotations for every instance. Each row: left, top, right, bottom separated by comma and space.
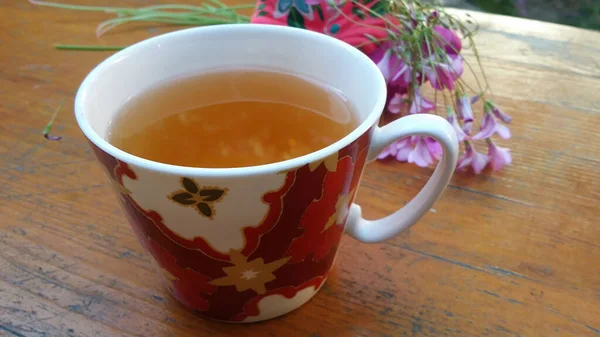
488, 140, 512, 171
378, 138, 412, 161
395, 138, 413, 161
472, 112, 511, 140
456, 94, 474, 134
408, 137, 434, 167
378, 141, 398, 159
409, 89, 435, 114
377, 136, 446, 167
485, 100, 512, 123
457, 142, 489, 174
425, 137, 442, 160
431, 25, 462, 55
370, 45, 408, 83
390, 62, 412, 89
447, 109, 468, 142
387, 93, 404, 114
423, 54, 463, 91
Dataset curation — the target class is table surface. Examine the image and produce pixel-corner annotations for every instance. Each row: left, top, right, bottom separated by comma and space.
1, 1, 600, 336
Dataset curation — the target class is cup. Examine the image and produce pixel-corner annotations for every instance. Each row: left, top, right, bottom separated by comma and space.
75, 24, 458, 323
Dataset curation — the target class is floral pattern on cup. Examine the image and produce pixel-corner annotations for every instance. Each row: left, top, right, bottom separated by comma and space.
210, 250, 291, 294
323, 188, 356, 232
169, 178, 228, 219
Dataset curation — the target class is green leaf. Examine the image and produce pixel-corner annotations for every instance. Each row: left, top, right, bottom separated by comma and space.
200, 189, 225, 202
182, 178, 199, 194
54, 44, 126, 51
369, 1, 387, 17
197, 202, 213, 218
362, 0, 375, 4
171, 192, 196, 205
314, 5, 324, 22
257, 3, 266, 9
352, 6, 366, 20
287, 6, 305, 29
258, 10, 269, 16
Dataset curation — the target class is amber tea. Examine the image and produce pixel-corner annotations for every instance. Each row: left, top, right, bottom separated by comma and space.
108, 69, 359, 168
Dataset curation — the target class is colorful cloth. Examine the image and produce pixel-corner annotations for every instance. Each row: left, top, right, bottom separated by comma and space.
250, 0, 391, 54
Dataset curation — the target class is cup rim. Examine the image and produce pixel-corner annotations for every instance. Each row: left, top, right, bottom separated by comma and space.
75, 24, 387, 178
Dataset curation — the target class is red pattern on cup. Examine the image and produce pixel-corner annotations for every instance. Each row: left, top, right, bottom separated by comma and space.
89, 128, 373, 321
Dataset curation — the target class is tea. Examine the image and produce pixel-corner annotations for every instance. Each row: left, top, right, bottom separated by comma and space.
107, 69, 359, 168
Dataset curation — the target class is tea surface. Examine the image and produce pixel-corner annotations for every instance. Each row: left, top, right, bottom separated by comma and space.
108, 69, 359, 168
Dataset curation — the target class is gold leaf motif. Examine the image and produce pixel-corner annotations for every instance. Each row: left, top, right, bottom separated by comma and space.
322, 189, 355, 232
169, 178, 228, 220
210, 250, 290, 294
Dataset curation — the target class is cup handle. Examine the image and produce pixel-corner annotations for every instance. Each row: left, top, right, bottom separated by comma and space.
345, 114, 459, 243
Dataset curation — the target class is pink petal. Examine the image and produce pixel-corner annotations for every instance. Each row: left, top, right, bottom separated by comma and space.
495, 123, 512, 139
426, 137, 443, 160
433, 25, 462, 55
368, 44, 388, 63
376, 50, 393, 81
448, 114, 468, 142
462, 121, 473, 135
395, 139, 413, 161
410, 89, 435, 114
471, 150, 490, 174
378, 138, 411, 160
423, 63, 440, 90
372, 46, 407, 83
451, 55, 464, 78
472, 113, 496, 140
457, 152, 472, 170
440, 59, 462, 90
388, 93, 403, 114
457, 95, 474, 123
457, 143, 473, 170
489, 143, 512, 171
378, 142, 397, 159
377, 146, 394, 159
492, 106, 513, 123
408, 138, 433, 167
390, 63, 411, 88
436, 65, 452, 90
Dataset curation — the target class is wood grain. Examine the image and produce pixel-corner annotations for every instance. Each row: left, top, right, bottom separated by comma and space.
1, 1, 599, 336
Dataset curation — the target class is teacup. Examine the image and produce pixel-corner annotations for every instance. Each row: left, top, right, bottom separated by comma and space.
75, 24, 458, 322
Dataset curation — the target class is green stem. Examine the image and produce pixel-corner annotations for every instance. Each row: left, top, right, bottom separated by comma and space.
43, 100, 64, 135
30, 0, 136, 14
139, 4, 254, 12
54, 44, 126, 51
471, 41, 494, 99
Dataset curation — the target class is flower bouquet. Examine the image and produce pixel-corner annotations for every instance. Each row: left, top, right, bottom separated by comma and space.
32, 0, 513, 173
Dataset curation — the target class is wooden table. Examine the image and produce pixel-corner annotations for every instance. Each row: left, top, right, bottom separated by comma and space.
1, 1, 599, 336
